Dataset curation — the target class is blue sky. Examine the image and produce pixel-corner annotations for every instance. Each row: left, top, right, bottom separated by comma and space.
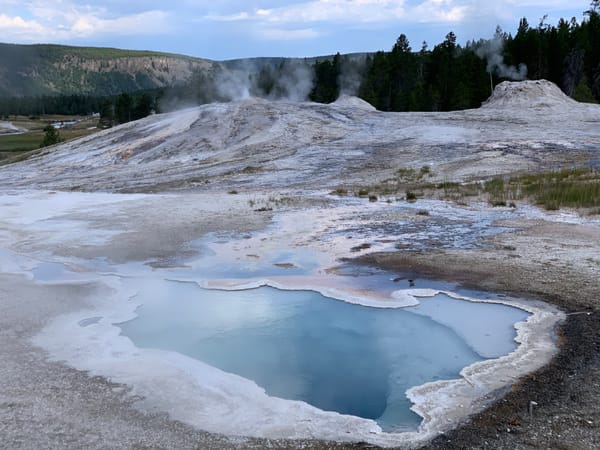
0, 1, 593, 60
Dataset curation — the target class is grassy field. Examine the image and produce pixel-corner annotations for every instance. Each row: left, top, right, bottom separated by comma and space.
0, 115, 100, 162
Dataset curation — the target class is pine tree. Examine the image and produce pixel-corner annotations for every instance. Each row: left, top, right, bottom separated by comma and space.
40, 125, 63, 148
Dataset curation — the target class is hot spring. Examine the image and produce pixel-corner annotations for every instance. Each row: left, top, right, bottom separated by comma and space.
118, 277, 530, 432
7, 194, 563, 445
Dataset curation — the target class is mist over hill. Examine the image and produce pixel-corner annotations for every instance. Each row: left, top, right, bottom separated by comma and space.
0, 43, 360, 99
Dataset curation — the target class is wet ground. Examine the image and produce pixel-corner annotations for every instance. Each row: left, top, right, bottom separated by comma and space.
0, 189, 581, 449
362, 219, 600, 449
1, 87, 599, 449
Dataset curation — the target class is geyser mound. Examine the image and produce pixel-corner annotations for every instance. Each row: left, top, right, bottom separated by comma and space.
482, 79, 578, 110
333, 94, 377, 111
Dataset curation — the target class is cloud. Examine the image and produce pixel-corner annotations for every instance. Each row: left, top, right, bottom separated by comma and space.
206, 0, 590, 27
0, 13, 46, 40
502, 0, 587, 6
260, 27, 321, 40
206, 0, 477, 26
1, 0, 590, 58
209, 0, 408, 24
0, 1, 171, 42
410, 0, 468, 23
203, 0, 472, 42
66, 10, 171, 37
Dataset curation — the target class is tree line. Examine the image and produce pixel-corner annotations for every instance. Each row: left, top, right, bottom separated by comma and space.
344, 0, 599, 111
311, 1, 599, 109
355, 32, 490, 111
0, 91, 159, 128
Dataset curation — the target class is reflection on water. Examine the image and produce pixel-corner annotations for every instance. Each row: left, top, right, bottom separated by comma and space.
166, 247, 321, 280
32, 261, 71, 281
119, 280, 528, 432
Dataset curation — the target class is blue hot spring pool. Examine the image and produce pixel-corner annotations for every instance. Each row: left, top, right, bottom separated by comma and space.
118, 280, 529, 432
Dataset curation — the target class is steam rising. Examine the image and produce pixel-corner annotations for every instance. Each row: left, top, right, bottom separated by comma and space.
263, 60, 315, 102
338, 55, 367, 96
215, 68, 252, 101
476, 36, 528, 81
158, 55, 368, 112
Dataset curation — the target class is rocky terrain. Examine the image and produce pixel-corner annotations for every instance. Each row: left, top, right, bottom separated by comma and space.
1, 80, 598, 193
0, 80, 599, 449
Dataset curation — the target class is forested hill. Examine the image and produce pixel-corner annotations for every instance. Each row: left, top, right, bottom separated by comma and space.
356, 2, 600, 111
0, 43, 214, 97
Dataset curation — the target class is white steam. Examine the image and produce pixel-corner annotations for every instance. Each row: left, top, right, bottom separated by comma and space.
215, 68, 253, 101
476, 36, 528, 81
219, 61, 315, 102
338, 55, 367, 96
270, 61, 315, 102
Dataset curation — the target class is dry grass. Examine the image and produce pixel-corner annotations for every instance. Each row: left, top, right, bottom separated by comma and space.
338, 165, 599, 212
482, 168, 600, 210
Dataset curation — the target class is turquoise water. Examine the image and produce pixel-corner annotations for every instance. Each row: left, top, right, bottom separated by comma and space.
119, 280, 528, 432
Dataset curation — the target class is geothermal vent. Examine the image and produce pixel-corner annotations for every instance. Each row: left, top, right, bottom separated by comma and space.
332, 95, 377, 111
482, 79, 578, 110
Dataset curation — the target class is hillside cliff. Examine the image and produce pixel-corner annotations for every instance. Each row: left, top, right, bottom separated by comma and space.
0, 43, 215, 97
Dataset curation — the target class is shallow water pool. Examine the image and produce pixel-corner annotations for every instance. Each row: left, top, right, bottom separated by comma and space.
119, 279, 529, 432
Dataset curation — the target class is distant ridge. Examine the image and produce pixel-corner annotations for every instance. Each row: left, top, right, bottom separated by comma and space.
0, 43, 372, 99
0, 43, 215, 97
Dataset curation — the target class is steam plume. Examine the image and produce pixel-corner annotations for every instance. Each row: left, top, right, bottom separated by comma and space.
476, 35, 527, 81
338, 55, 368, 96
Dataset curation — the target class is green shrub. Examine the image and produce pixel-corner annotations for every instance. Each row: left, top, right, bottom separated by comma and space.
40, 125, 63, 148
484, 177, 505, 194
419, 165, 431, 178
406, 191, 417, 202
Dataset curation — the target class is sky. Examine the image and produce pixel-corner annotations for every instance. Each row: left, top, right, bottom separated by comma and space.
0, 1, 594, 60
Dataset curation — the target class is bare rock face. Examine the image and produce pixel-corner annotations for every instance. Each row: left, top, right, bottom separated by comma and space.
54, 55, 213, 89
482, 79, 579, 110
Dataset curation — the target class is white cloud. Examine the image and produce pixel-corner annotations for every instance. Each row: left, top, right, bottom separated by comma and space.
206, 0, 484, 26
410, 0, 468, 23
208, 0, 407, 24
64, 10, 171, 37
0, 13, 46, 40
260, 27, 321, 40
502, 0, 587, 6
0, 1, 171, 42
200, 0, 479, 43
